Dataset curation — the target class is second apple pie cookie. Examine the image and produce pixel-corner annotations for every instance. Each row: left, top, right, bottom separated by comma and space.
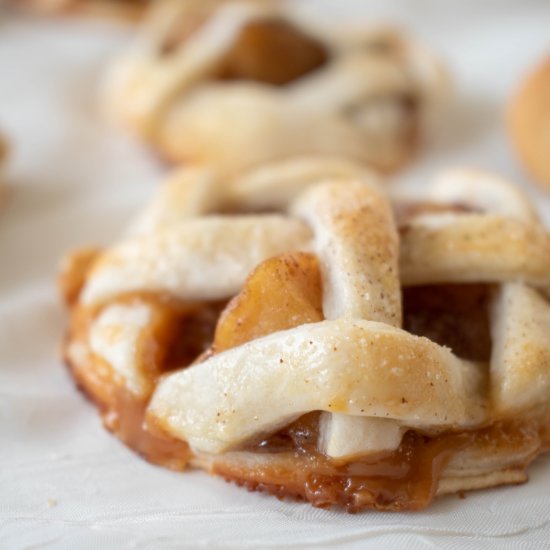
509, 54, 550, 191
60, 160, 550, 511
104, 0, 447, 175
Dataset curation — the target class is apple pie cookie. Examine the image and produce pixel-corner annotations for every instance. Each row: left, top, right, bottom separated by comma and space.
103, 0, 447, 176
509, 54, 550, 191
60, 160, 550, 511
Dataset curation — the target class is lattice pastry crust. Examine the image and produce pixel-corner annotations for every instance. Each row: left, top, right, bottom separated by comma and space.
60, 159, 550, 511
103, 0, 447, 176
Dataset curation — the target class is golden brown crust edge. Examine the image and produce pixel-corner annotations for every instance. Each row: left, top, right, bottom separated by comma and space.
0, 135, 9, 210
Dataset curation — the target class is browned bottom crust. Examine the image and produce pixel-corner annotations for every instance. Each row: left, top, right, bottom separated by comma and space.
0, 187, 8, 213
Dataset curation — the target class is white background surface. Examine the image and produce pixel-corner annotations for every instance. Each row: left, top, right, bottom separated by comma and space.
1, 1, 550, 548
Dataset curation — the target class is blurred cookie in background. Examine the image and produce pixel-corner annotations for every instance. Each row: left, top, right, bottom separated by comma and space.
9, 0, 148, 23
509, 54, 550, 191
103, 0, 448, 178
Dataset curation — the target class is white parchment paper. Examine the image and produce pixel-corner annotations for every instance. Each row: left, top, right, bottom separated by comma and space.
1, 1, 550, 548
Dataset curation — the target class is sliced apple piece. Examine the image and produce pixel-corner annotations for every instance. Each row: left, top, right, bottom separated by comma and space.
214, 251, 323, 352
